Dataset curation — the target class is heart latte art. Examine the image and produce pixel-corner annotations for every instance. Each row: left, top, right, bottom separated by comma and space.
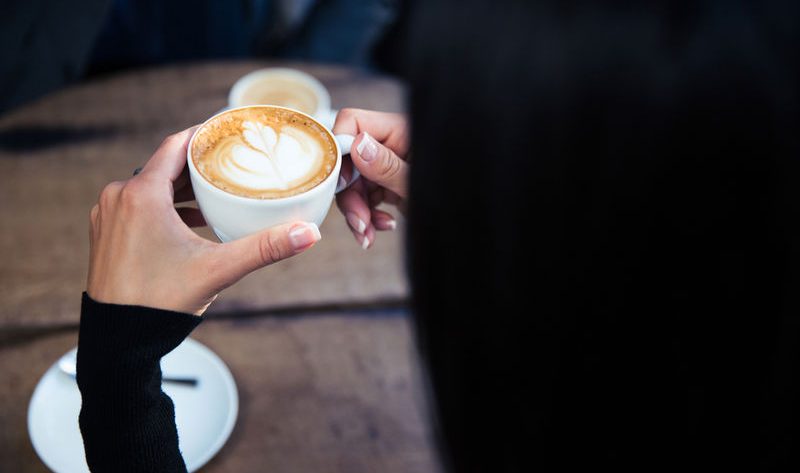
208, 121, 322, 191
191, 107, 337, 199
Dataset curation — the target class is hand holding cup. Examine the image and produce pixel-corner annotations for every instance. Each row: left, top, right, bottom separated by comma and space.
333, 108, 410, 249
87, 127, 321, 315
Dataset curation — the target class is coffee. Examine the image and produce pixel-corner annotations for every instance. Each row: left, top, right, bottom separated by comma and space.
237, 76, 319, 116
191, 107, 337, 199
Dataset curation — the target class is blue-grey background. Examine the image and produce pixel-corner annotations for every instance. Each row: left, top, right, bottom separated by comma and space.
0, 0, 401, 113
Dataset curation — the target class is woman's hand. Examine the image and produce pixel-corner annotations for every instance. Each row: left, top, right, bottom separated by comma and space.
87, 127, 321, 315
333, 109, 410, 249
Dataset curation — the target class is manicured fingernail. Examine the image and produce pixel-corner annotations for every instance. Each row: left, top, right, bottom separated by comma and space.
373, 215, 396, 231
361, 234, 370, 250
356, 132, 379, 162
289, 223, 321, 251
346, 212, 366, 234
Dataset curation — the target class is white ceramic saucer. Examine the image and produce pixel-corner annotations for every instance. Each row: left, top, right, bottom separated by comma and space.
28, 338, 238, 472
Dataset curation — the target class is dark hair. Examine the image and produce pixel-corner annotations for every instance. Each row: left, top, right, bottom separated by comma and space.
403, 1, 799, 470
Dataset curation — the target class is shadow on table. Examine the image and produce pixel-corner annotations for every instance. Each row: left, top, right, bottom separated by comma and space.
209, 298, 410, 321
0, 298, 410, 349
0, 126, 119, 153
0, 324, 78, 349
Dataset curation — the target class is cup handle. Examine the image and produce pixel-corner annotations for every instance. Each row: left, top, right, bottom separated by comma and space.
334, 133, 361, 193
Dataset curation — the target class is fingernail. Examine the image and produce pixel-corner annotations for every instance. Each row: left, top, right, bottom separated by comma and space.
361, 234, 370, 250
346, 212, 367, 234
289, 223, 321, 251
373, 215, 396, 231
337, 175, 347, 190
356, 132, 379, 162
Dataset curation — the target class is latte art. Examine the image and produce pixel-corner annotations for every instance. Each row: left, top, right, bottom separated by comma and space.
210, 121, 323, 191
191, 107, 337, 199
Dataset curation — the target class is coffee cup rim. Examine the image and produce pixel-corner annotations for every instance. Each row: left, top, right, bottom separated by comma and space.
187, 104, 342, 205
227, 68, 331, 118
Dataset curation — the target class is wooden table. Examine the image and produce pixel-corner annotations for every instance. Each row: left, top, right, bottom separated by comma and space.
0, 62, 438, 472
0, 61, 408, 328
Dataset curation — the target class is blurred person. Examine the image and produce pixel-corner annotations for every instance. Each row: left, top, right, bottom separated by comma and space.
88, 0, 399, 73
0, 0, 400, 112
0, 0, 108, 114
77, 0, 799, 472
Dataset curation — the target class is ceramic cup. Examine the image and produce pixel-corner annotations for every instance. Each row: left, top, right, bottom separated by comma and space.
227, 68, 338, 129
187, 105, 355, 242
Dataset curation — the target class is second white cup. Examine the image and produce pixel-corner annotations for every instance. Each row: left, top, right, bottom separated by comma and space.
228, 68, 337, 129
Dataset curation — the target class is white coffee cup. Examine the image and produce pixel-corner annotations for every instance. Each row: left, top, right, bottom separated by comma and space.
228, 68, 337, 129
187, 105, 355, 242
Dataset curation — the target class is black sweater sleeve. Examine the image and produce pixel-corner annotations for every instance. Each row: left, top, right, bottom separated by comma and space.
76, 293, 202, 473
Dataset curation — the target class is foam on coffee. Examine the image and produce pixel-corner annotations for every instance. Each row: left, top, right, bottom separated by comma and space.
191, 107, 337, 199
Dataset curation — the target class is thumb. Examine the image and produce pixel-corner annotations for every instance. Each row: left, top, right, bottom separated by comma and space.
209, 222, 321, 287
352, 132, 408, 198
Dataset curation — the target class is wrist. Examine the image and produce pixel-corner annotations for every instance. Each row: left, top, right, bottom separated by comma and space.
85, 285, 208, 316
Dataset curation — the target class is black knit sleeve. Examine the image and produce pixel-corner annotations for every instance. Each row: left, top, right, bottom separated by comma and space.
76, 293, 202, 473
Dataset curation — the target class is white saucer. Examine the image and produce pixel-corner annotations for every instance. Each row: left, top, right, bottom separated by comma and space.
28, 338, 238, 472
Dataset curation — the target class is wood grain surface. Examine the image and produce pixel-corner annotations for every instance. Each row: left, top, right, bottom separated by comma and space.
0, 312, 440, 473
0, 62, 408, 327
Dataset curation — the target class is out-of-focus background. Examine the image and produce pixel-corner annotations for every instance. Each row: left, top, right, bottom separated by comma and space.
0, 1, 439, 472
1, 0, 403, 112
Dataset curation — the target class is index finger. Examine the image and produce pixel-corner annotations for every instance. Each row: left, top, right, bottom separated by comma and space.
332, 109, 410, 157
140, 126, 200, 181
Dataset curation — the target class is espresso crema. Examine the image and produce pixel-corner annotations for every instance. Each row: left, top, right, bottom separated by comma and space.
191, 107, 337, 199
